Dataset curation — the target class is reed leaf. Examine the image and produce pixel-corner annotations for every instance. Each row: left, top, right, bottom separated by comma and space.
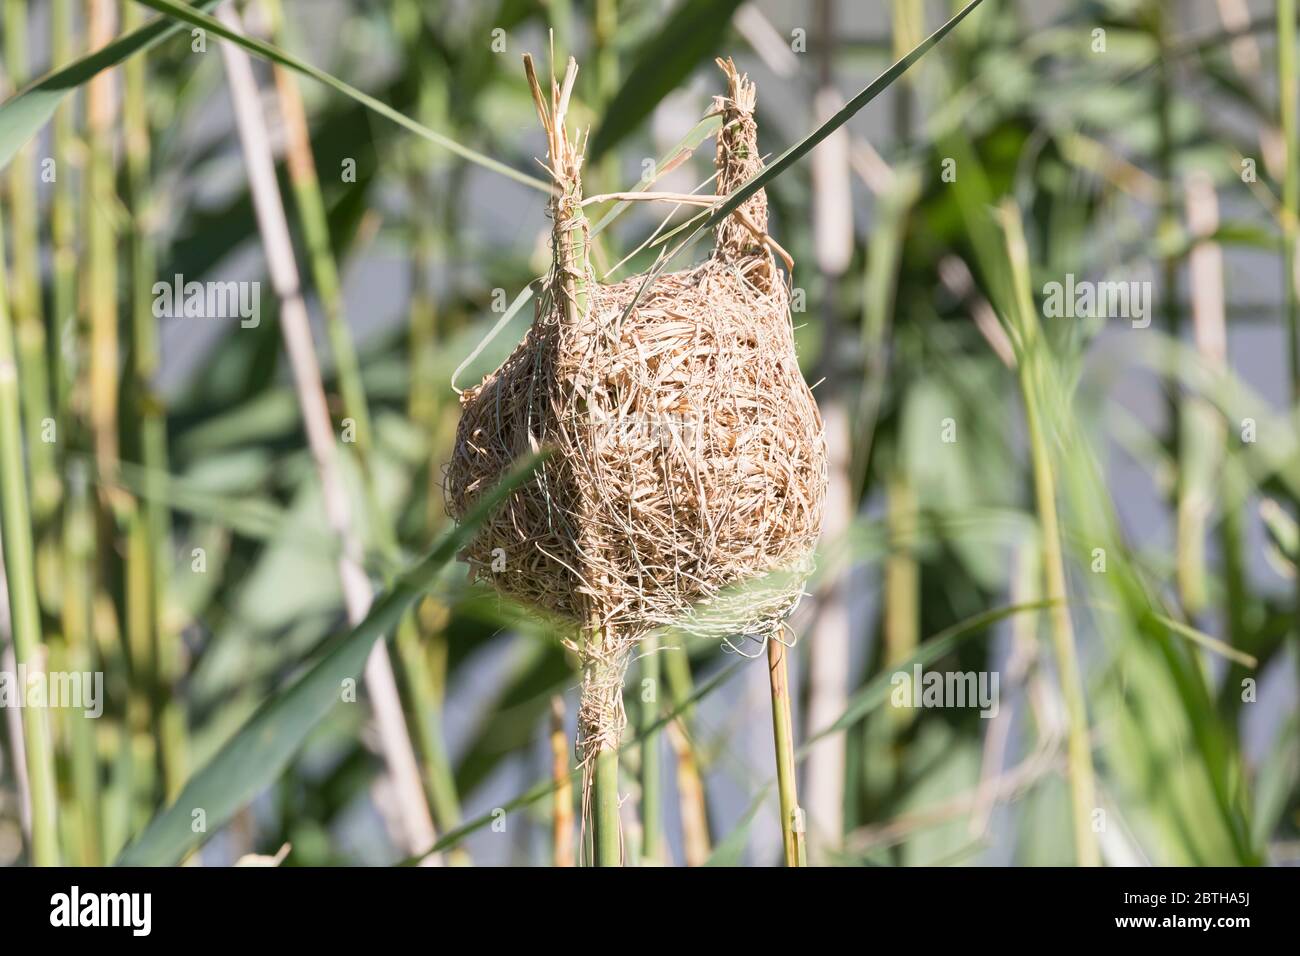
115, 454, 544, 866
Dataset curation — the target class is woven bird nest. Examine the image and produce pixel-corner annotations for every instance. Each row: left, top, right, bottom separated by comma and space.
447, 57, 826, 762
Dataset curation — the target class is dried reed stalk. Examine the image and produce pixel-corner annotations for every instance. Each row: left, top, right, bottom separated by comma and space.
550, 695, 575, 866
215, 2, 437, 861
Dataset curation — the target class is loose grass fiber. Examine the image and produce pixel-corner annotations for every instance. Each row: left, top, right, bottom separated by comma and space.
447, 57, 827, 769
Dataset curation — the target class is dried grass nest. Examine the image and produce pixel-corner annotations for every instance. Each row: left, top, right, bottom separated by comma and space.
446, 56, 827, 759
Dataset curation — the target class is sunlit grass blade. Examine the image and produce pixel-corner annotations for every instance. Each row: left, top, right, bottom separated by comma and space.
131, 0, 550, 193
998, 201, 1100, 867
0, 0, 221, 170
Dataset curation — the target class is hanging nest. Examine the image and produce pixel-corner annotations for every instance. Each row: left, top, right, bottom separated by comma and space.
446, 56, 827, 764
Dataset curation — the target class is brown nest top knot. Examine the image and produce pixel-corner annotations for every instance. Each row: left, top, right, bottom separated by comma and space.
711, 57, 770, 264
447, 56, 828, 677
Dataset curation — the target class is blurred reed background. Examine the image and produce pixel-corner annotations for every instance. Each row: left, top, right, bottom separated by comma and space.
0, 0, 1297, 866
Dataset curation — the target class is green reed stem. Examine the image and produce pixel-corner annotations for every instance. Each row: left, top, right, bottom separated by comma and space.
4, 0, 59, 523
999, 201, 1100, 867
593, 739, 621, 867
61, 464, 103, 864
120, 2, 178, 820
586, 632, 622, 866
584, 623, 620, 865
50, 0, 80, 427
0, 204, 60, 866
767, 631, 804, 866
638, 633, 662, 863
85, 0, 122, 495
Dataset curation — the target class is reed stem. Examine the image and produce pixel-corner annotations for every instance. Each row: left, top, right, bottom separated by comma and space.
4, 0, 59, 523
592, 739, 621, 867
265, 0, 465, 840
999, 201, 1100, 867
767, 632, 804, 866
49, 5, 101, 845
638, 634, 662, 863
527, 53, 621, 866
216, 3, 438, 860
61, 463, 103, 864
582, 620, 622, 867
387, 1, 470, 847
121, 2, 179, 822
50, 0, 80, 427
550, 695, 575, 866
0, 205, 60, 866
86, 0, 122, 496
